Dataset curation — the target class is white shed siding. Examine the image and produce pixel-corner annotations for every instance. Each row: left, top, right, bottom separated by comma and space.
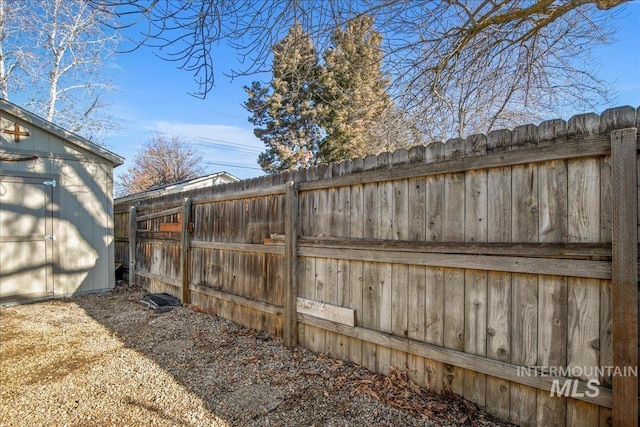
0, 100, 123, 303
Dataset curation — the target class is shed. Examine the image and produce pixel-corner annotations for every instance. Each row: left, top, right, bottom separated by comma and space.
0, 99, 124, 304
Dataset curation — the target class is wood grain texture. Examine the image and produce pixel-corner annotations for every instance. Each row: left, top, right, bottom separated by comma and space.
611, 128, 638, 427
283, 182, 298, 348
464, 159, 488, 408
375, 157, 394, 374
297, 313, 613, 407
485, 131, 513, 420
324, 163, 349, 358
423, 169, 446, 391
128, 206, 137, 280
296, 297, 355, 326
510, 159, 539, 426
599, 155, 613, 389
297, 246, 611, 279
391, 169, 409, 371
298, 138, 611, 192
361, 155, 380, 373
442, 139, 465, 396
566, 157, 602, 426
299, 236, 611, 259
136, 206, 182, 222
180, 198, 192, 303
406, 173, 428, 388
536, 159, 569, 426
348, 167, 365, 366
193, 184, 287, 205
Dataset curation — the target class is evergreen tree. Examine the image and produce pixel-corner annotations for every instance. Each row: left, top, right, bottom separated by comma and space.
244, 23, 323, 174
318, 15, 391, 163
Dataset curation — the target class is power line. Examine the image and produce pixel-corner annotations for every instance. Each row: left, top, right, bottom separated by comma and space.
209, 110, 244, 119
195, 142, 260, 155
195, 135, 262, 152
152, 129, 263, 153
205, 161, 263, 171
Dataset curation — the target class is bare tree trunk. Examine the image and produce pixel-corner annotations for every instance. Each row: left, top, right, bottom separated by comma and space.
0, 0, 7, 100
1, 0, 117, 137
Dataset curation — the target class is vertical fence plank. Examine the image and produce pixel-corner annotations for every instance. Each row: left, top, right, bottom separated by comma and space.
332, 161, 351, 361
567, 156, 601, 427
510, 150, 539, 426
241, 182, 254, 329
314, 165, 332, 354
537, 155, 569, 426
376, 154, 393, 375
442, 138, 466, 395
464, 134, 488, 408
486, 128, 512, 421
284, 181, 299, 348
362, 154, 380, 373
324, 164, 341, 356
599, 152, 614, 427
128, 206, 137, 283
424, 143, 445, 392
180, 197, 192, 303
611, 128, 639, 427
391, 172, 409, 372
348, 158, 365, 367
298, 168, 315, 349
232, 183, 246, 324
407, 156, 427, 388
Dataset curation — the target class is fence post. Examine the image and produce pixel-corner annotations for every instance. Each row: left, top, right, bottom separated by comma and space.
180, 197, 192, 304
611, 127, 638, 426
283, 181, 299, 348
128, 205, 137, 283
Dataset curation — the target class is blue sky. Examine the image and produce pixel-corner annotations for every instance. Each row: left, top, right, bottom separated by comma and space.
102, 3, 640, 183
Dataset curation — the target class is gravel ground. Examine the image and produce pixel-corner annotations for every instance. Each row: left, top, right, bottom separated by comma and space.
0, 284, 511, 427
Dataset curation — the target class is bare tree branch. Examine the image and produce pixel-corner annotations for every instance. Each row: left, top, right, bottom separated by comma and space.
88, 0, 628, 136
117, 134, 205, 196
0, 0, 120, 140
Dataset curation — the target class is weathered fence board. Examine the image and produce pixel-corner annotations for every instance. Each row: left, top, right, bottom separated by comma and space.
485, 128, 514, 421
536, 155, 570, 425
113, 107, 639, 427
611, 127, 639, 426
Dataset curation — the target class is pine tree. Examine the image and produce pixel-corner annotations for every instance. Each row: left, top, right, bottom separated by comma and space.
318, 15, 391, 163
244, 23, 323, 174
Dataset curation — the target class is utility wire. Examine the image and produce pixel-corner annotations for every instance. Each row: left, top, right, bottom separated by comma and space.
195, 135, 262, 152
195, 142, 260, 155
152, 129, 263, 153
209, 111, 244, 119
205, 161, 263, 171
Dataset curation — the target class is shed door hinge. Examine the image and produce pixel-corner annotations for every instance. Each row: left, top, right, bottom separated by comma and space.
43, 179, 56, 187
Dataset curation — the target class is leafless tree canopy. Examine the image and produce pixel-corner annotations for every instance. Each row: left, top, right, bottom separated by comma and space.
0, 0, 119, 139
89, 0, 628, 137
117, 134, 205, 196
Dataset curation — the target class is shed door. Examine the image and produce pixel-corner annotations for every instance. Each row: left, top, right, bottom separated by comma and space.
0, 175, 55, 304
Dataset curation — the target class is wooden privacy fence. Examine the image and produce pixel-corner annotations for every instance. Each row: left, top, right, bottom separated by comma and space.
114, 106, 639, 426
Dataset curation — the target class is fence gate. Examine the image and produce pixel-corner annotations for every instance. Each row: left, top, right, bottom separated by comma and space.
128, 197, 192, 302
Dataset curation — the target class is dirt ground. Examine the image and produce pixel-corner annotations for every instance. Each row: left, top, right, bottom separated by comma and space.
0, 285, 511, 426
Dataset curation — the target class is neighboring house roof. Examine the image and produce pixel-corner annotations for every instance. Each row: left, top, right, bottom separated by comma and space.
0, 98, 124, 166
116, 171, 240, 203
